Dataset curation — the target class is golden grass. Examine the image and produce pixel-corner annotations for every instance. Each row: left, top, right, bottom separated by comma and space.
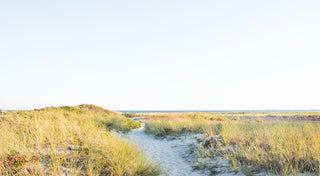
144, 113, 320, 175
128, 111, 320, 121
0, 104, 160, 176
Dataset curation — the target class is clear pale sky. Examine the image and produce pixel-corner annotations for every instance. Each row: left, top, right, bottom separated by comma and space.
1, 0, 320, 110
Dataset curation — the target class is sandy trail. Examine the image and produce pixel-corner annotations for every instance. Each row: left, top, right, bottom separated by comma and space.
127, 122, 204, 176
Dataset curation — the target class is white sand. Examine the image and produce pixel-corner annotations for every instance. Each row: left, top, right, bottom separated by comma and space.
127, 123, 205, 176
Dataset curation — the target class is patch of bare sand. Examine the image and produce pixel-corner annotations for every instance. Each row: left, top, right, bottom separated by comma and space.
127, 123, 204, 176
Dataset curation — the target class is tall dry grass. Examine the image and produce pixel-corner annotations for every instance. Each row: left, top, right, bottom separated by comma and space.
0, 104, 160, 176
144, 114, 320, 175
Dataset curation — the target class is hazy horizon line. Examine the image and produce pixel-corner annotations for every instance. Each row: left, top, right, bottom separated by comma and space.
117, 109, 320, 112
3, 108, 320, 111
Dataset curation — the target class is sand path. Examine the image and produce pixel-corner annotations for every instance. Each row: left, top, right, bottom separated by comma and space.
127, 121, 204, 176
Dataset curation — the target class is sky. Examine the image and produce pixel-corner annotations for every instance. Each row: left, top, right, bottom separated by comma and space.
1, 0, 320, 110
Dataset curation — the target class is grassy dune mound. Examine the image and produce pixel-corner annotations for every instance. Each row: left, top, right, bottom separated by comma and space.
0, 105, 160, 176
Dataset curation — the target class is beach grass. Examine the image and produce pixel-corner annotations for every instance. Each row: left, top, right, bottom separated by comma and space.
142, 113, 320, 175
129, 111, 320, 121
0, 104, 160, 176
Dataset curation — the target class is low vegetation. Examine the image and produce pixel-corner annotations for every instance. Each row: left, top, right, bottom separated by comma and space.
130, 111, 320, 121
0, 104, 160, 176
142, 112, 320, 175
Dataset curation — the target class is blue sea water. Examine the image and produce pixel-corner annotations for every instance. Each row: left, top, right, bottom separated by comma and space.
117, 110, 320, 113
